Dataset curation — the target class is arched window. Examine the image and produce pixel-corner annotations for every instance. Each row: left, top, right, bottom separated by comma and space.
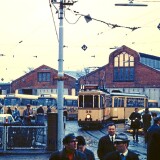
114, 52, 134, 82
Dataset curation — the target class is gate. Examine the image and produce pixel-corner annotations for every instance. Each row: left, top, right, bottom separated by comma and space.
0, 125, 47, 152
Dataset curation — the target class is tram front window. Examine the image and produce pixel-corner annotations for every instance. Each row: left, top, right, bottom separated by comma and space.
94, 95, 98, 108
84, 95, 93, 108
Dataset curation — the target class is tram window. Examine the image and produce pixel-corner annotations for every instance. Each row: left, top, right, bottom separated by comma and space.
100, 96, 104, 108
94, 95, 98, 108
137, 98, 144, 107
127, 98, 144, 107
114, 97, 124, 107
127, 99, 133, 107
108, 97, 112, 107
114, 98, 118, 107
79, 95, 83, 107
84, 95, 93, 108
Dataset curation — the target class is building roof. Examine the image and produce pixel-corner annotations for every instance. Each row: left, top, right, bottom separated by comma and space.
139, 52, 160, 60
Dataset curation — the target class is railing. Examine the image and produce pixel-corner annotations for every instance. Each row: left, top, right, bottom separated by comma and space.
0, 125, 47, 152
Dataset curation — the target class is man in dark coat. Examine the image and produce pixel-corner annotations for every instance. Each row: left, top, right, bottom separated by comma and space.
142, 108, 151, 143
76, 135, 95, 160
97, 123, 117, 160
147, 116, 160, 160
129, 108, 141, 142
49, 133, 87, 160
103, 133, 139, 160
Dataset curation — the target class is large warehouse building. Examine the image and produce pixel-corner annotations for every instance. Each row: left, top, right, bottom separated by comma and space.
78, 45, 160, 106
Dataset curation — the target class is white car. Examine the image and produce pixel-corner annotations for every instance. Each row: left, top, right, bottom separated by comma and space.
0, 114, 15, 124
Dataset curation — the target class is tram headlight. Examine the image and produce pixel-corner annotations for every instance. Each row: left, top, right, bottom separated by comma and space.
86, 114, 91, 119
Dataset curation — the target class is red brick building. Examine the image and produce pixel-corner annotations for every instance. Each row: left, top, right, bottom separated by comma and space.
11, 65, 76, 95
79, 45, 160, 106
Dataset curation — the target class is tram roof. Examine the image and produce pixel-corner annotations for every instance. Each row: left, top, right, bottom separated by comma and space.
78, 90, 110, 95
110, 92, 147, 98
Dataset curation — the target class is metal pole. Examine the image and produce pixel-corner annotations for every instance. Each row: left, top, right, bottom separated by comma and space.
57, 0, 64, 150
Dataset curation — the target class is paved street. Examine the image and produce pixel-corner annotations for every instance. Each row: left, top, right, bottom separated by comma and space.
0, 120, 147, 160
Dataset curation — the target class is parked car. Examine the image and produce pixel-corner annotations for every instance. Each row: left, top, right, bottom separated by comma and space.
0, 114, 21, 125
0, 114, 15, 123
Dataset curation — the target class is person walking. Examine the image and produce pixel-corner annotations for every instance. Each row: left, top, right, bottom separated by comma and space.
36, 105, 44, 114
36, 105, 45, 125
23, 104, 33, 125
76, 135, 95, 160
129, 108, 141, 142
102, 133, 139, 160
7, 107, 12, 115
151, 112, 157, 125
49, 133, 87, 160
142, 108, 152, 143
12, 107, 20, 121
97, 123, 117, 160
146, 116, 160, 160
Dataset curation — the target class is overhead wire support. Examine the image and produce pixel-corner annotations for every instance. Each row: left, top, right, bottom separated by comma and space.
75, 13, 141, 31
66, 8, 141, 31
51, 0, 74, 151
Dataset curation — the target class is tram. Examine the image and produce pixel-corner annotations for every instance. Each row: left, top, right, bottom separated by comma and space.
78, 84, 111, 128
109, 92, 148, 122
78, 84, 148, 128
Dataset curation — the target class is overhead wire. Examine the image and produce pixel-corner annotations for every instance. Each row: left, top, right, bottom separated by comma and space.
65, 8, 141, 31
49, 0, 59, 42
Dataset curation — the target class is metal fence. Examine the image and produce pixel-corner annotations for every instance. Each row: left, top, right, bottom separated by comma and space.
0, 125, 47, 152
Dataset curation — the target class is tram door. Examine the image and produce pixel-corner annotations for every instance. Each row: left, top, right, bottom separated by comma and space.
111, 97, 125, 121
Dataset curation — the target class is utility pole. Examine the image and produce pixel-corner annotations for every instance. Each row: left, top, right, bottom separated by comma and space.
51, 0, 73, 150
57, 0, 64, 150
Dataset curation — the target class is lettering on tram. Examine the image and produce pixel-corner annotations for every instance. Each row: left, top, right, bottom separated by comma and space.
78, 84, 148, 128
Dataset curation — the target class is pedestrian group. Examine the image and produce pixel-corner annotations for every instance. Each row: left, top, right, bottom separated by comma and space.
49, 107, 160, 160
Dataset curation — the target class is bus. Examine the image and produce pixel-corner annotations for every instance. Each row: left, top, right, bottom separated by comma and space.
77, 85, 148, 128
148, 99, 159, 108
3, 94, 39, 117
37, 94, 78, 120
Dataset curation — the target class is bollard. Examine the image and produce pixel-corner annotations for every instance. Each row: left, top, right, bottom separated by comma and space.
47, 113, 58, 151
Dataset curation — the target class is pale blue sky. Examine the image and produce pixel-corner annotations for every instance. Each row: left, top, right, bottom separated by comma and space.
0, 0, 160, 82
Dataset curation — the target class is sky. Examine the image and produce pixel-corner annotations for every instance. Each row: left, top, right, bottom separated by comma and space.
0, 0, 160, 83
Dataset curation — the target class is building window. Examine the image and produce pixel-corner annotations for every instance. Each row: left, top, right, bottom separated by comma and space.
38, 72, 51, 82
113, 52, 134, 82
